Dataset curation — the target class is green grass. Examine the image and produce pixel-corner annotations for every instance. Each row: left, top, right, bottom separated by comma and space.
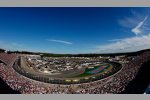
74, 63, 111, 78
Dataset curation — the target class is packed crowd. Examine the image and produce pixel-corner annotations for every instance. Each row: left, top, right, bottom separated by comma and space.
76, 51, 150, 94
0, 53, 17, 66
0, 51, 150, 94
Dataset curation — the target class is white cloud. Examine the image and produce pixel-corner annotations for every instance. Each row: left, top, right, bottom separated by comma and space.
118, 16, 139, 28
94, 15, 150, 53
48, 39, 73, 45
94, 34, 150, 53
92, 15, 150, 54
131, 16, 148, 35
118, 10, 150, 36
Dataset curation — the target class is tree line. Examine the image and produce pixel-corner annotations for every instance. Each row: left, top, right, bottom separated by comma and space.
0, 48, 150, 57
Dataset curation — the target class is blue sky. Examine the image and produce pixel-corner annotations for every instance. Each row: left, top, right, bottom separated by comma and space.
0, 7, 150, 54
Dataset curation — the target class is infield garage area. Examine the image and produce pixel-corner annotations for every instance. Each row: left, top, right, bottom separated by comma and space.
13, 57, 122, 85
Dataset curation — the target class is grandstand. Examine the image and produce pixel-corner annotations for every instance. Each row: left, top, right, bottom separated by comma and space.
0, 49, 150, 94
0, 53, 18, 66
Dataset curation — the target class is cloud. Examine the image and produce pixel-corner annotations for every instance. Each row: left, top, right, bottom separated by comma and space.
118, 16, 139, 28
93, 15, 150, 53
118, 10, 150, 36
131, 16, 148, 35
94, 34, 150, 53
47, 39, 73, 45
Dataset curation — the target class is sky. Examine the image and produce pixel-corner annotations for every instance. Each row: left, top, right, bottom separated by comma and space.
0, 7, 150, 54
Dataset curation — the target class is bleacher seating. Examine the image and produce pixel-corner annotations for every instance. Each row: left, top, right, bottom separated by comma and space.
0, 53, 17, 66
